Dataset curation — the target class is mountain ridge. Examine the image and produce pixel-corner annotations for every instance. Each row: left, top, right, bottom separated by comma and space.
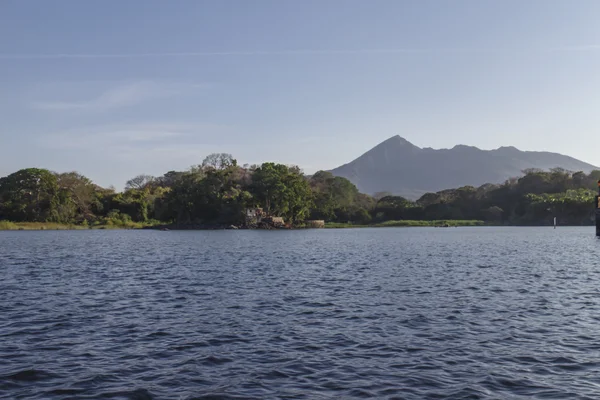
331, 136, 598, 199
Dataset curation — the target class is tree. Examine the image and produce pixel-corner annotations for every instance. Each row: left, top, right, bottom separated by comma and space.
201, 153, 236, 170
572, 171, 586, 188
589, 170, 600, 183
374, 195, 420, 221
282, 169, 314, 223
0, 168, 59, 222
54, 172, 98, 222
482, 206, 504, 222
524, 189, 593, 225
156, 171, 185, 188
125, 174, 155, 190
251, 163, 288, 214
373, 191, 393, 200
162, 159, 249, 225
251, 163, 313, 223
308, 171, 370, 222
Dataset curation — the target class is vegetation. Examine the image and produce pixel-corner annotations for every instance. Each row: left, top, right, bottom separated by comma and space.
325, 220, 484, 228
1, 157, 598, 229
0, 155, 351, 229
0, 221, 158, 230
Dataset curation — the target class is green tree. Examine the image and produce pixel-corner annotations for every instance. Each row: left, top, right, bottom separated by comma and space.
482, 206, 504, 223
373, 195, 421, 221
309, 171, 371, 222
251, 163, 313, 223
54, 172, 99, 222
163, 157, 250, 225
0, 168, 59, 222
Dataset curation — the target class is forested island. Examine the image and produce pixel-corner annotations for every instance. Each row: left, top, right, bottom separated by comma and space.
0, 153, 598, 230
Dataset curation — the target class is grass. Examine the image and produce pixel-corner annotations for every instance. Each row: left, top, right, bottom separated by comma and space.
0, 221, 19, 230
376, 219, 484, 227
325, 220, 484, 229
0, 221, 86, 230
0, 220, 163, 230
324, 222, 371, 229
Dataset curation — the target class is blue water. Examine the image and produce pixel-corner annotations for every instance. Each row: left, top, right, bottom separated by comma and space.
2, 227, 600, 399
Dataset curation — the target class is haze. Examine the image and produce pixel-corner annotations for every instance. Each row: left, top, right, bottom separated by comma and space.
2, 0, 600, 188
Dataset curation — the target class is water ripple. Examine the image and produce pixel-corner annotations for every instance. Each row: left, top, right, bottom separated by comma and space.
2, 227, 600, 399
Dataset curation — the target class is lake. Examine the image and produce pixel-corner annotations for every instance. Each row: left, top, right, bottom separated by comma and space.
2, 227, 600, 399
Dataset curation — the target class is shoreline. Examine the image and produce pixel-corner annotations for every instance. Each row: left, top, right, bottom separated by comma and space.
2, 220, 589, 231
0, 221, 158, 231
0, 220, 484, 231
324, 220, 484, 229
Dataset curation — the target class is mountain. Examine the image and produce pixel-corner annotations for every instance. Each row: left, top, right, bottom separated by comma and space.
330, 136, 598, 199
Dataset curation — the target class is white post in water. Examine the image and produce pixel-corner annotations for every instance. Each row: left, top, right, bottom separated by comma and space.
554, 217, 557, 229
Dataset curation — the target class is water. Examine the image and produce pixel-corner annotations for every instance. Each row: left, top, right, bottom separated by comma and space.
2, 227, 600, 399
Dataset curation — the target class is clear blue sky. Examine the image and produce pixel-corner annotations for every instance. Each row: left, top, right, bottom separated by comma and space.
2, 0, 600, 188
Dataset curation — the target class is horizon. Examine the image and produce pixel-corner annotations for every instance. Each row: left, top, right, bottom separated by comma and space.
3, 0, 600, 188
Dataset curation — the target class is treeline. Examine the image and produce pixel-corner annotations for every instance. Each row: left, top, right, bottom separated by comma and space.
373, 168, 599, 226
0, 154, 373, 227
0, 154, 598, 227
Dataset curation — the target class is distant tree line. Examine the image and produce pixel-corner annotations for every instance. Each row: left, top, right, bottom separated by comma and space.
371, 168, 599, 226
0, 156, 598, 227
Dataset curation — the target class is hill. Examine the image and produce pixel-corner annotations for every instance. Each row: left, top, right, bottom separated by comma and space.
330, 136, 598, 199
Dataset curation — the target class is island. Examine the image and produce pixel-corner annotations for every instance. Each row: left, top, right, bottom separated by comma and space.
1, 153, 598, 230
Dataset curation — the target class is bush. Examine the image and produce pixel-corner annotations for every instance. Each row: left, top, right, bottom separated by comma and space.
0, 221, 18, 230
352, 208, 372, 224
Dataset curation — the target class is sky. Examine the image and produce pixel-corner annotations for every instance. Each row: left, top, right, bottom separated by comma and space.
2, 0, 600, 188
